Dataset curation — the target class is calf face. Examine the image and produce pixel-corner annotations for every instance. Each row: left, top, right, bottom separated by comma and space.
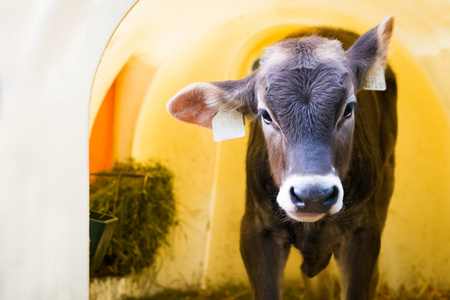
167, 17, 394, 223
256, 37, 353, 222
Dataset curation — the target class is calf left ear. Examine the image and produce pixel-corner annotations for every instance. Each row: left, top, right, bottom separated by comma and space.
346, 16, 394, 90
167, 73, 256, 129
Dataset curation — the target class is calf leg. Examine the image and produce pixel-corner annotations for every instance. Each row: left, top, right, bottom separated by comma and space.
240, 213, 291, 300
336, 228, 381, 300
302, 266, 334, 300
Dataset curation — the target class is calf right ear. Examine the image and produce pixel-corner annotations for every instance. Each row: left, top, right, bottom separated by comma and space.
346, 16, 394, 90
167, 73, 257, 129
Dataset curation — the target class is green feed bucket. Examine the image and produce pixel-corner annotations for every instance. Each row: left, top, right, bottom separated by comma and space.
89, 210, 118, 272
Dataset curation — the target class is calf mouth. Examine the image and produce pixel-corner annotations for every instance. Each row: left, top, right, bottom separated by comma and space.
285, 211, 326, 223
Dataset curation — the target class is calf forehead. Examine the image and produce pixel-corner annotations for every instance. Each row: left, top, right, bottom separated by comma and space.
267, 66, 345, 142
257, 36, 351, 141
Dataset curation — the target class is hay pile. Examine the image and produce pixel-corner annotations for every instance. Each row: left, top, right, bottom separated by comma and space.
90, 159, 177, 278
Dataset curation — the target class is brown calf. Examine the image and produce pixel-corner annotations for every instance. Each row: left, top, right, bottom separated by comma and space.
168, 16, 397, 300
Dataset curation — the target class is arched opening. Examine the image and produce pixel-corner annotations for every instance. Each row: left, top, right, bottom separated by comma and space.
90, 57, 155, 173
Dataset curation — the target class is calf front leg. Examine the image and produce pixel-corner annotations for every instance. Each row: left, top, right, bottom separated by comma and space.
336, 228, 381, 300
240, 213, 291, 300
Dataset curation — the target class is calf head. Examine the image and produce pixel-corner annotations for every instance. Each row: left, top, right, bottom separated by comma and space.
167, 16, 394, 222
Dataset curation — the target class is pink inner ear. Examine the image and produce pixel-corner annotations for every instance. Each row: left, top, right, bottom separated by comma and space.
167, 84, 219, 129
377, 16, 394, 46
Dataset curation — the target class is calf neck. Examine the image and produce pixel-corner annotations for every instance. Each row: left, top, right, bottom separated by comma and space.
167, 16, 397, 300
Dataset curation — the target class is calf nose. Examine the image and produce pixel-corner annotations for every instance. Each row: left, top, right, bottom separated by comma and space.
276, 174, 344, 222
289, 184, 339, 214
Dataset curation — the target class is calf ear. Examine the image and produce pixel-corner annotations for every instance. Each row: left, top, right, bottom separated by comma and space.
346, 16, 394, 90
167, 73, 256, 129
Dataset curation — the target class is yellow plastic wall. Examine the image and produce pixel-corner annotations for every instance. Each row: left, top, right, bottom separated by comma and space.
90, 0, 450, 295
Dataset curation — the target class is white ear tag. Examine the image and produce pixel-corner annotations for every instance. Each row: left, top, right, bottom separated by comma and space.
364, 63, 386, 91
212, 109, 245, 142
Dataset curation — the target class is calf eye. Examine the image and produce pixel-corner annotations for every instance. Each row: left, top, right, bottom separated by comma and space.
343, 103, 355, 118
258, 109, 273, 125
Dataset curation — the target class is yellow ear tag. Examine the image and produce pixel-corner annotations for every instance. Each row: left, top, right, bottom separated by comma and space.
364, 63, 387, 91
212, 109, 245, 142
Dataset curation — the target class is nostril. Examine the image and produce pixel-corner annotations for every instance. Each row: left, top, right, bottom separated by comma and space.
323, 186, 339, 208
290, 187, 305, 208
321, 186, 334, 200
